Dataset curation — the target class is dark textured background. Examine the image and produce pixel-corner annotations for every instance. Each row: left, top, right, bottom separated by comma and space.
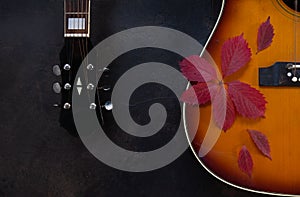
0, 0, 266, 196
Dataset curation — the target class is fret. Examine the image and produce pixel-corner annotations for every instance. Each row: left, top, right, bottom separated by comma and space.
64, 0, 91, 38
65, 0, 88, 12
65, 12, 89, 14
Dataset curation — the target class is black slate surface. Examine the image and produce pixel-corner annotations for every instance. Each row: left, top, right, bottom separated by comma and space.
0, 0, 266, 196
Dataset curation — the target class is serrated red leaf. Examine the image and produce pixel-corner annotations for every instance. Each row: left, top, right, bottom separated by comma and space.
227, 81, 267, 119
257, 16, 274, 54
192, 140, 201, 153
221, 34, 252, 77
180, 55, 217, 82
238, 145, 253, 177
180, 83, 211, 105
212, 86, 236, 131
181, 82, 220, 105
247, 129, 272, 160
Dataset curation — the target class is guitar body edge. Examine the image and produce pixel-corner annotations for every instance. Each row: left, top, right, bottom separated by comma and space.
185, 0, 300, 195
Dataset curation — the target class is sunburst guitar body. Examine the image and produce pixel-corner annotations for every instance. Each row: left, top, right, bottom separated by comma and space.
185, 0, 300, 195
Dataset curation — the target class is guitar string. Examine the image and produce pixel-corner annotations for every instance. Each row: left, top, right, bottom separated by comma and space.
96, 48, 105, 125
64, 0, 69, 103
77, 0, 84, 61
78, 0, 93, 111
78, 0, 88, 101
81, 0, 83, 39
94, 1, 107, 124
83, 0, 92, 105
67, 0, 75, 104
70, 0, 75, 103
66, 0, 81, 106
294, 0, 298, 65
86, 0, 94, 109
69, 0, 73, 103
85, 0, 105, 124
82, 0, 105, 124
77, 0, 85, 87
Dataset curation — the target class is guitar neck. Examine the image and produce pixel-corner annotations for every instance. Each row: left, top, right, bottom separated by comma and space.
64, 0, 91, 38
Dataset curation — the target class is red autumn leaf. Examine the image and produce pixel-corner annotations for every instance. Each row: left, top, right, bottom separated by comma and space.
221, 34, 252, 78
227, 81, 267, 119
180, 82, 220, 105
257, 16, 274, 54
180, 55, 217, 82
247, 129, 272, 160
212, 85, 236, 131
238, 145, 253, 177
192, 140, 201, 153
180, 83, 210, 105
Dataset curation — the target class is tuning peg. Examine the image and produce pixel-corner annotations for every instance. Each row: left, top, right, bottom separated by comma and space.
103, 101, 113, 111
52, 65, 61, 76
52, 82, 61, 94
89, 101, 113, 111
87, 64, 94, 71
87, 83, 95, 90
64, 83, 72, 90
89, 103, 97, 110
64, 64, 71, 71
63, 103, 71, 109
98, 85, 111, 91
99, 67, 110, 74
292, 77, 298, 82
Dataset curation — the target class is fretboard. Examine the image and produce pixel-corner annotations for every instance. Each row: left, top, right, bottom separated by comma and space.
64, 0, 91, 38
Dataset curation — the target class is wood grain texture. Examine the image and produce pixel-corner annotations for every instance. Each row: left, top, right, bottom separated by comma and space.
188, 0, 300, 195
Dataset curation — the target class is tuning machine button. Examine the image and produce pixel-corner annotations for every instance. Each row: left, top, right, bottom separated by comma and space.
52, 82, 61, 94
64, 64, 71, 71
53, 103, 60, 107
52, 65, 61, 76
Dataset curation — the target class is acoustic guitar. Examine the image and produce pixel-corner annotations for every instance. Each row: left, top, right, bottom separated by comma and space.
184, 0, 300, 195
